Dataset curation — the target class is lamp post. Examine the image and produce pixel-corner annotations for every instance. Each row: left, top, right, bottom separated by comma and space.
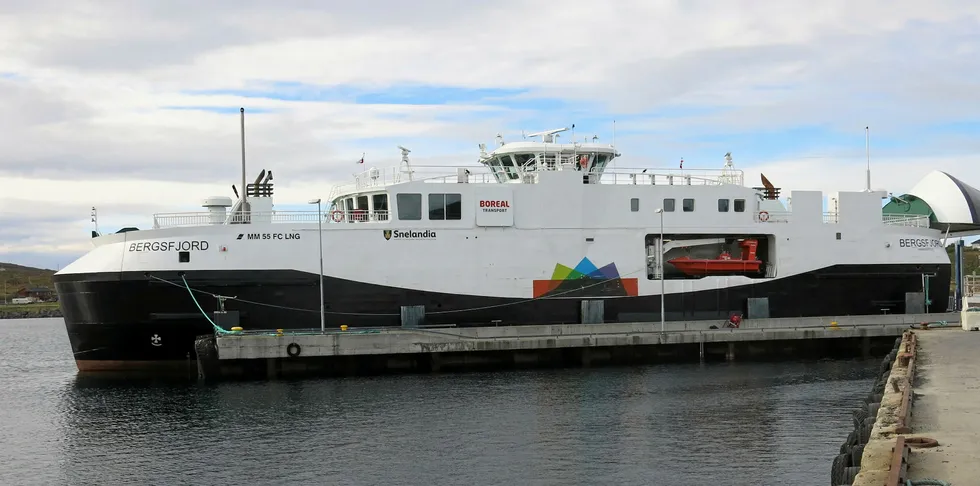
656, 208, 665, 335
308, 199, 325, 332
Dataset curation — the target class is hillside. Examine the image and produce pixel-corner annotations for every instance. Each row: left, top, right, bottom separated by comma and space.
0, 262, 56, 302
947, 246, 980, 275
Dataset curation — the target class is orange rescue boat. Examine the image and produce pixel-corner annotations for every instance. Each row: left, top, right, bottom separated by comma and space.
668, 239, 763, 276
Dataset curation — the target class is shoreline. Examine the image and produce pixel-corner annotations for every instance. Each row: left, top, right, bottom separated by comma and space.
0, 305, 63, 320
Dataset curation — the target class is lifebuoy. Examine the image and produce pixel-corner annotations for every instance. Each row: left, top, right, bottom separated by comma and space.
759, 211, 770, 222
286, 342, 301, 357
330, 210, 344, 222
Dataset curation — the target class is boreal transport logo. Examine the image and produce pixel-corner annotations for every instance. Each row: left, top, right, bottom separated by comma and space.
384, 229, 436, 240
479, 200, 510, 213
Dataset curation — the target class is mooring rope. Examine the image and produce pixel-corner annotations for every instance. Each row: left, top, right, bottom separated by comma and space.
181, 274, 232, 335
906, 479, 951, 486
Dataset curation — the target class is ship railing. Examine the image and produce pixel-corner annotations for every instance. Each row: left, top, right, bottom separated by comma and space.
329, 209, 390, 223
328, 165, 492, 199
596, 168, 744, 186
153, 212, 220, 228
327, 164, 745, 197
152, 210, 392, 228
419, 172, 499, 184
882, 214, 931, 228
416, 168, 743, 186
756, 212, 932, 227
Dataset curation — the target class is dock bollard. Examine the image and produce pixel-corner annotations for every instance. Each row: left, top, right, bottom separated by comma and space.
276, 328, 284, 336
830, 321, 839, 330
341, 325, 348, 331
231, 326, 243, 332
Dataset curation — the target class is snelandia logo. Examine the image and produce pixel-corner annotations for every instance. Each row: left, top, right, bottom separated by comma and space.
383, 230, 436, 240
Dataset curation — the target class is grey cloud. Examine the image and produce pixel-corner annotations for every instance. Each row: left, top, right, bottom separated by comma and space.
0, 79, 94, 128
547, 20, 980, 137
7, 0, 512, 72
595, 43, 817, 115
0, 198, 162, 229
0, 252, 75, 271
0, 69, 514, 184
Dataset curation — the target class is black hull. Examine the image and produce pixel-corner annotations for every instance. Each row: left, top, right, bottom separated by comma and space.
54, 263, 950, 370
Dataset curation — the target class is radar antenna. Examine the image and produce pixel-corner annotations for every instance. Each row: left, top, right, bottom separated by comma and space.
525, 127, 569, 143
398, 145, 414, 181
719, 152, 739, 185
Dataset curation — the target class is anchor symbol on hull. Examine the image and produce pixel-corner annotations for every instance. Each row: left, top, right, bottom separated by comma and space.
151, 334, 162, 347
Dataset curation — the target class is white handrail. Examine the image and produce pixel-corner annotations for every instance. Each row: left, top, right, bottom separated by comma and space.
152, 210, 391, 229
326, 164, 746, 200
753, 212, 931, 227
882, 214, 931, 227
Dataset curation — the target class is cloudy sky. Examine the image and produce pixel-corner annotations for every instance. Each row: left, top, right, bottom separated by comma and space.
2, 0, 979, 269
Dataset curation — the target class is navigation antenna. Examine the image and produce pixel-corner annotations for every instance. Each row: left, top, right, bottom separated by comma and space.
240, 108, 248, 212
398, 145, 415, 181
90, 206, 99, 237
612, 120, 617, 169
864, 126, 872, 192
719, 152, 738, 185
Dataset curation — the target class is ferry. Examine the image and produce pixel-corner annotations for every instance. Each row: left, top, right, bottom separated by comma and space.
53, 120, 980, 372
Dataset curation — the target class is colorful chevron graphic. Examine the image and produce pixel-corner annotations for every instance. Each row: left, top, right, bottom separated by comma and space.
532, 257, 639, 298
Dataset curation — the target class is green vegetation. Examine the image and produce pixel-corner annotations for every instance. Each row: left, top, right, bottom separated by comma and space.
0, 301, 60, 311
946, 246, 980, 277
0, 301, 62, 319
0, 262, 59, 319
0, 262, 56, 303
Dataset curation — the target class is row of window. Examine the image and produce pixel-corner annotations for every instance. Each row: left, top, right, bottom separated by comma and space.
630, 198, 747, 213
341, 194, 389, 212
396, 193, 462, 221
361, 193, 746, 219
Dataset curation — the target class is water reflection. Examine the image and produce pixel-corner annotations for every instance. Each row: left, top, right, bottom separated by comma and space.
3, 318, 880, 486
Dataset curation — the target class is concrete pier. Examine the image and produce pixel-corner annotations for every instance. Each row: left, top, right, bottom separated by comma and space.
198, 312, 957, 380
839, 325, 976, 486
904, 329, 980, 484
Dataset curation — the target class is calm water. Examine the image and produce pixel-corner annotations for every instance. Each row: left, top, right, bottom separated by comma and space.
1, 318, 877, 485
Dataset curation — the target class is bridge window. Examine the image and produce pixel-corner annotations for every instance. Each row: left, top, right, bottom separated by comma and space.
429, 193, 462, 220
683, 198, 695, 212
663, 198, 675, 212
487, 157, 504, 181
514, 153, 536, 171
356, 195, 368, 210
718, 199, 729, 212
372, 194, 388, 211
396, 193, 422, 220
734, 199, 745, 212
593, 154, 610, 172
498, 155, 520, 180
